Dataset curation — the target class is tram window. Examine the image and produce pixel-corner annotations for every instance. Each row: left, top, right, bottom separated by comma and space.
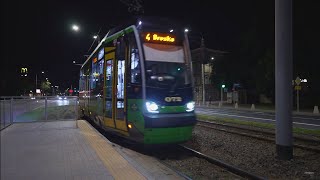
91, 57, 104, 96
96, 60, 104, 96
105, 60, 113, 99
130, 48, 141, 83
117, 60, 125, 99
91, 58, 97, 90
115, 36, 126, 121
127, 33, 141, 84
81, 63, 90, 94
79, 69, 85, 91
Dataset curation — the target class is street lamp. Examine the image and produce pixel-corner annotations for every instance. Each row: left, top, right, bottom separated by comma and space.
199, 37, 212, 105
93, 35, 100, 43
73, 60, 83, 66
35, 71, 45, 91
221, 84, 225, 105
72, 24, 79, 32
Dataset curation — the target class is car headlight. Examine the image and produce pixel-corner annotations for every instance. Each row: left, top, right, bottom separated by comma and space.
146, 101, 159, 113
185, 101, 195, 112
58, 97, 62, 100
63, 97, 67, 100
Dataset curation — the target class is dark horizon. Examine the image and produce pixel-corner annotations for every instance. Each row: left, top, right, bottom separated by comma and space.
1, 0, 319, 98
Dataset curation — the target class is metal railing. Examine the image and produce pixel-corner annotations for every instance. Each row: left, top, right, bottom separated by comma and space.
1, 96, 79, 130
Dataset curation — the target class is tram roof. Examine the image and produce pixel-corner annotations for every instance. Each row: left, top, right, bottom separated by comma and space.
107, 16, 187, 36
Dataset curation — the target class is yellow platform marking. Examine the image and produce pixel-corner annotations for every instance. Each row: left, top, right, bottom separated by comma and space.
78, 120, 146, 180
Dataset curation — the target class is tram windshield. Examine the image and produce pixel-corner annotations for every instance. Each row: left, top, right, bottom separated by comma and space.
143, 43, 191, 89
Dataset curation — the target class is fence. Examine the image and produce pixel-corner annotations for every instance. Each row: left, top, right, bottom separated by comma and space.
0, 96, 79, 130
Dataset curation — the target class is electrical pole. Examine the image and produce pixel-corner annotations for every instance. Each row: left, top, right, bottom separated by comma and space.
221, 84, 225, 105
35, 74, 37, 92
200, 37, 206, 105
275, 0, 293, 160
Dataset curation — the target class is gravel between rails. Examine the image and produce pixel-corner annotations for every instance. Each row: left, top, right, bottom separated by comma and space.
164, 125, 320, 180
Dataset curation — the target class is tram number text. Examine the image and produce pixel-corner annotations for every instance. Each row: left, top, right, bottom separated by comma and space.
164, 97, 182, 102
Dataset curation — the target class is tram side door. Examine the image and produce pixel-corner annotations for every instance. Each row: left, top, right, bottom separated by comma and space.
103, 44, 128, 133
114, 54, 128, 133
104, 47, 116, 128
114, 36, 128, 133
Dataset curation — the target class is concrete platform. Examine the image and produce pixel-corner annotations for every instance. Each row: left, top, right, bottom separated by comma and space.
1, 120, 185, 180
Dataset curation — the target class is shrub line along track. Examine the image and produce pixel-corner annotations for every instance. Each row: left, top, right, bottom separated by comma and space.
177, 145, 266, 180
196, 120, 320, 153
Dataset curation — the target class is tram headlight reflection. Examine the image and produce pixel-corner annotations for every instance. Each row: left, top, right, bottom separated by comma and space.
186, 101, 195, 112
146, 101, 159, 113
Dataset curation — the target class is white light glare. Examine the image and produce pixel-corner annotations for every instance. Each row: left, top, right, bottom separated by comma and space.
211, 57, 214, 60
72, 25, 79, 31
146, 101, 159, 113
138, 21, 142, 25
169, 29, 173, 32
184, 28, 189, 32
186, 101, 195, 112
93, 35, 98, 39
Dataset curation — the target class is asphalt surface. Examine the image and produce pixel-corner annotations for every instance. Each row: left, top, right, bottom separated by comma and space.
2, 98, 319, 130
195, 106, 320, 130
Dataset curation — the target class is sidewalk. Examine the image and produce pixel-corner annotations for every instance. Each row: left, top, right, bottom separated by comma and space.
1, 120, 185, 180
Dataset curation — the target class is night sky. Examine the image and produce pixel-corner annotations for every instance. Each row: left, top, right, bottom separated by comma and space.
1, 0, 318, 95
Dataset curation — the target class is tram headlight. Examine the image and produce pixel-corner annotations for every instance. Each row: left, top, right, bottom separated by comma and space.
185, 101, 195, 112
146, 101, 159, 113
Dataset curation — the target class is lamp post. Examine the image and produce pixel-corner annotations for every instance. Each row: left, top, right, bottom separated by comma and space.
221, 84, 225, 105
87, 27, 102, 53
35, 71, 45, 93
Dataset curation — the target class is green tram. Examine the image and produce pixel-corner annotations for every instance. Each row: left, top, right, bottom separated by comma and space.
79, 17, 196, 145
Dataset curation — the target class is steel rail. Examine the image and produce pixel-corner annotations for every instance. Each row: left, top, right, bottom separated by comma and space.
179, 145, 267, 180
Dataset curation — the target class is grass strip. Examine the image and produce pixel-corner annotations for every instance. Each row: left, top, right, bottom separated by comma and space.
16, 105, 76, 121
196, 114, 320, 137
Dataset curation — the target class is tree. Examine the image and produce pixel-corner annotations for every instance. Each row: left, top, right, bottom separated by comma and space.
254, 49, 275, 102
41, 81, 51, 95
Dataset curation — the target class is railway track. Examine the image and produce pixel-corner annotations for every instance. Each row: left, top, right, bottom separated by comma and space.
149, 144, 266, 180
177, 145, 266, 180
87, 118, 266, 179
196, 119, 320, 152
86, 118, 320, 179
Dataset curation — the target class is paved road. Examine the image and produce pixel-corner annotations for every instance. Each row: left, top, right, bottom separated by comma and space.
195, 106, 320, 130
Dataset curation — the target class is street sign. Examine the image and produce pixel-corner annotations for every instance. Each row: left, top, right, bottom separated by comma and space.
294, 85, 301, 90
